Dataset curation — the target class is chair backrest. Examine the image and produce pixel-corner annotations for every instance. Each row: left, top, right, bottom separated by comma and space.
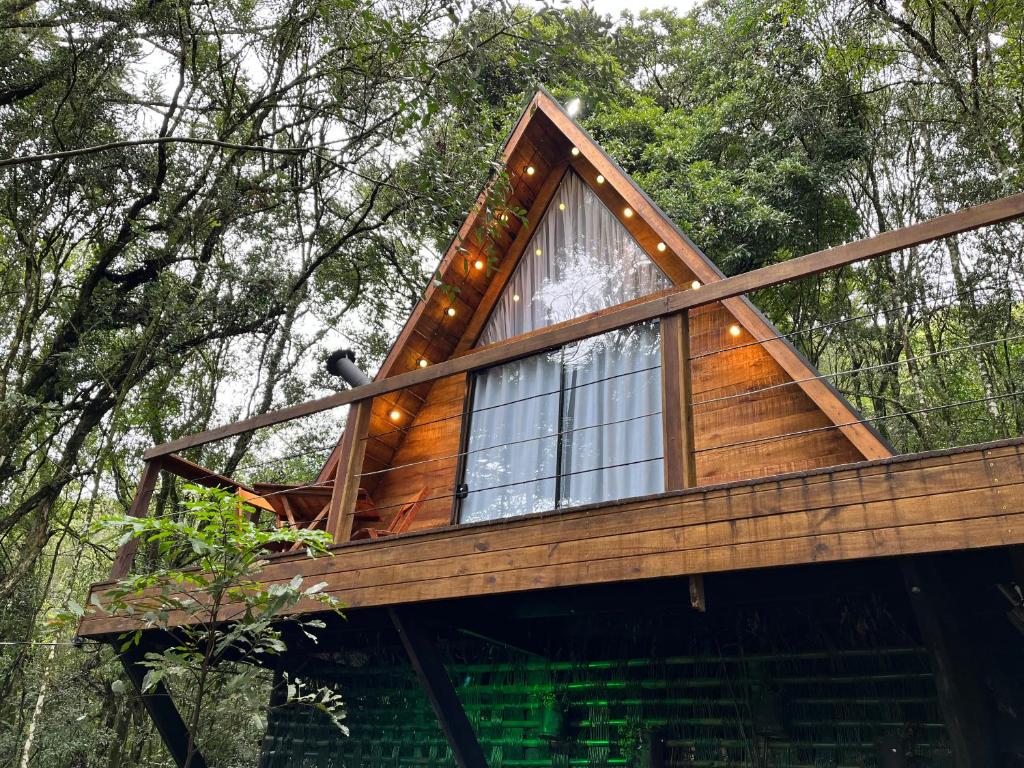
389, 487, 431, 535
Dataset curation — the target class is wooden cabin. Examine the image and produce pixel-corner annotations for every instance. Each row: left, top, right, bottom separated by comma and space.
78, 91, 1024, 768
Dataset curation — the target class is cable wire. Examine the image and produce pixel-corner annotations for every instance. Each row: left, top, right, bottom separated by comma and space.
696, 389, 1024, 455
694, 332, 1024, 407
691, 281, 1019, 362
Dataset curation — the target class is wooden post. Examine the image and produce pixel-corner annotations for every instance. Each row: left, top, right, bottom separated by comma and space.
903, 557, 997, 767
389, 607, 488, 768
327, 399, 372, 543
109, 460, 161, 579
660, 310, 696, 490
120, 642, 208, 768
662, 310, 703, 610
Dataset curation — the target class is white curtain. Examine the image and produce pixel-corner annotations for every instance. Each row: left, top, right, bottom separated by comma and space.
478, 170, 671, 345
460, 170, 669, 523
559, 323, 663, 508
459, 351, 562, 524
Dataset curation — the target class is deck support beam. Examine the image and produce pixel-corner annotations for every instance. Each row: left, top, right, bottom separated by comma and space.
903, 557, 997, 767
119, 643, 207, 768
389, 607, 488, 768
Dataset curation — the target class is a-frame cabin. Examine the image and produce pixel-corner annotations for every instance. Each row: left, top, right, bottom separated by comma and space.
318, 89, 888, 542
78, 91, 1024, 767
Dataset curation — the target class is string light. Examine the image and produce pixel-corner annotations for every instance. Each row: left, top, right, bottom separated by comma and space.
596, 174, 605, 184
558, 201, 565, 211
623, 207, 633, 218
525, 165, 535, 176
512, 293, 521, 302
571, 147, 580, 157
418, 358, 428, 368
446, 307, 456, 317
657, 242, 666, 252
473, 258, 485, 270
535, 247, 542, 256
691, 280, 701, 290
389, 408, 402, 422
729, 324, 741, 337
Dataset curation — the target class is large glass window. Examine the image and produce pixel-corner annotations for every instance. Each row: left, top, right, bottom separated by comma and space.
459, 323, 663, 523
459, 169, 671, 524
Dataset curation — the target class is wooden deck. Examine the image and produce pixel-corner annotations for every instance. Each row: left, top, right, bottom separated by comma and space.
77, 436, 1024, 638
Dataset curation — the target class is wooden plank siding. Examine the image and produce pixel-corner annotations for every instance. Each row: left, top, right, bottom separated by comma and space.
361, 374, 468, 533
79, 437, 1024, 638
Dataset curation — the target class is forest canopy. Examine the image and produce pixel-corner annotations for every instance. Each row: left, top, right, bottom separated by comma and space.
1, 0, 1021, 764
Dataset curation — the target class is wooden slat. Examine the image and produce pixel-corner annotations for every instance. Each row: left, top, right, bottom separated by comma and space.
80, 439, 1024, 636
143, 187, 1024, 460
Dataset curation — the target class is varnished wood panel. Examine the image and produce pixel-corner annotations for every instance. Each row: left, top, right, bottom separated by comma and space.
686, 303, 863, 484
79, 439, 1024, 637
361, 374, 468, 533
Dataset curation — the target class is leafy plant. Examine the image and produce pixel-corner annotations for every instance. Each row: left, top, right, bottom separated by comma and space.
81, 485, 345, 768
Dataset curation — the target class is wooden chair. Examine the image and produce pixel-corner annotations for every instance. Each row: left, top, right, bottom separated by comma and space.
252, 483, 382, 551
351, 487, 430, 540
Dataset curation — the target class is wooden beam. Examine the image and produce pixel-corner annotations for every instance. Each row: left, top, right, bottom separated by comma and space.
389, 607, 487, 768
158, 454, 275, 512
79, 437, 1024, 637
326, 400, 372, 543
142, 191, 1024, 460
119, 643, 208, 768
903, 557, 997, 767
109, 460, 160, 579
660, 311, 696, 491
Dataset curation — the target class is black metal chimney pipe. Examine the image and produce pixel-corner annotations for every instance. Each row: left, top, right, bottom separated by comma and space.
326, 349, 371, 388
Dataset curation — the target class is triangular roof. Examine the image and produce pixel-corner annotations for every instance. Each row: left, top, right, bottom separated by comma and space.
320, 89, 890, 482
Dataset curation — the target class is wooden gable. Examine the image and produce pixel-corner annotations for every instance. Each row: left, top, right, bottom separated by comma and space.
321, 89, 891, 534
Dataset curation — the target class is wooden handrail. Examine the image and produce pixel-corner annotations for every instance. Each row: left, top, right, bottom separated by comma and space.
143, 191, 1024, 460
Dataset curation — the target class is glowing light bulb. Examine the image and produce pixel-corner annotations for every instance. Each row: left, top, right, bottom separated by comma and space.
571, 147, 580, 157
729, 324, 741, 337
558, 202, 565, 211
566, 97, 582, 117
535, 247, 542, 256
473, 258, 485, 270
657, 242, 666, 252
691, 280, 701, 290
623, 207, 633, 218
418, 358, 428, 368
389, 409, 402, 422
596, 174, 605, 184
446, 307, 456, 317
525, 165, 535, 176
512, 293, 520, 302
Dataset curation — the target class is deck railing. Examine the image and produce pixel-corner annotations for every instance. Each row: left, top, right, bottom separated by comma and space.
109, 191, 1024, 580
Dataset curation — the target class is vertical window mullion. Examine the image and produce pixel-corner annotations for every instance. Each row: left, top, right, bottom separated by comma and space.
553, 348, 567, 509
